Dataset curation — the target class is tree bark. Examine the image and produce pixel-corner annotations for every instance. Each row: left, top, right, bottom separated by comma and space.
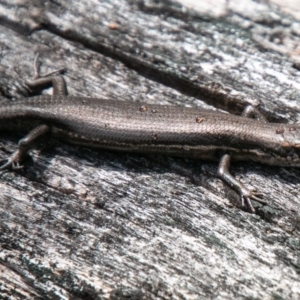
0, 0, 299, 299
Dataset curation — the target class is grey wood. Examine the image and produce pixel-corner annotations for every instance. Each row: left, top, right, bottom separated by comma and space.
0, 0, 299, 299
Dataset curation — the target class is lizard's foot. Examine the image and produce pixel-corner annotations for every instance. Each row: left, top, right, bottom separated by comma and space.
25, 54, 67, 95
239, 186, 265, 213
0, 150, 25, 171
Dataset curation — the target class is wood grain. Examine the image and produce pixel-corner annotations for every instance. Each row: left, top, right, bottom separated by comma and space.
0, 0, 299, 299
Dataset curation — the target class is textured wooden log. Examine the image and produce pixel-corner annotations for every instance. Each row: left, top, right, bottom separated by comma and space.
0, 0, 299, 299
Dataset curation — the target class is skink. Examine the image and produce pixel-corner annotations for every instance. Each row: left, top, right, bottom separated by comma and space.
1, 57, 300, 212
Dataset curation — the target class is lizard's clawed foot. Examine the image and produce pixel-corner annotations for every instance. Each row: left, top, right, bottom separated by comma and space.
0, 150, 25, 171
25, 54, 67, 95
239, 186, 265, 213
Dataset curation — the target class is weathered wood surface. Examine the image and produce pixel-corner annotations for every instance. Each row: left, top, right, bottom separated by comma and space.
0, 0, 299, 299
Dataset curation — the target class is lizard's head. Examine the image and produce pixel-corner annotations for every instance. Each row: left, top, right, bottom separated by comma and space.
264, 124, 300, 167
